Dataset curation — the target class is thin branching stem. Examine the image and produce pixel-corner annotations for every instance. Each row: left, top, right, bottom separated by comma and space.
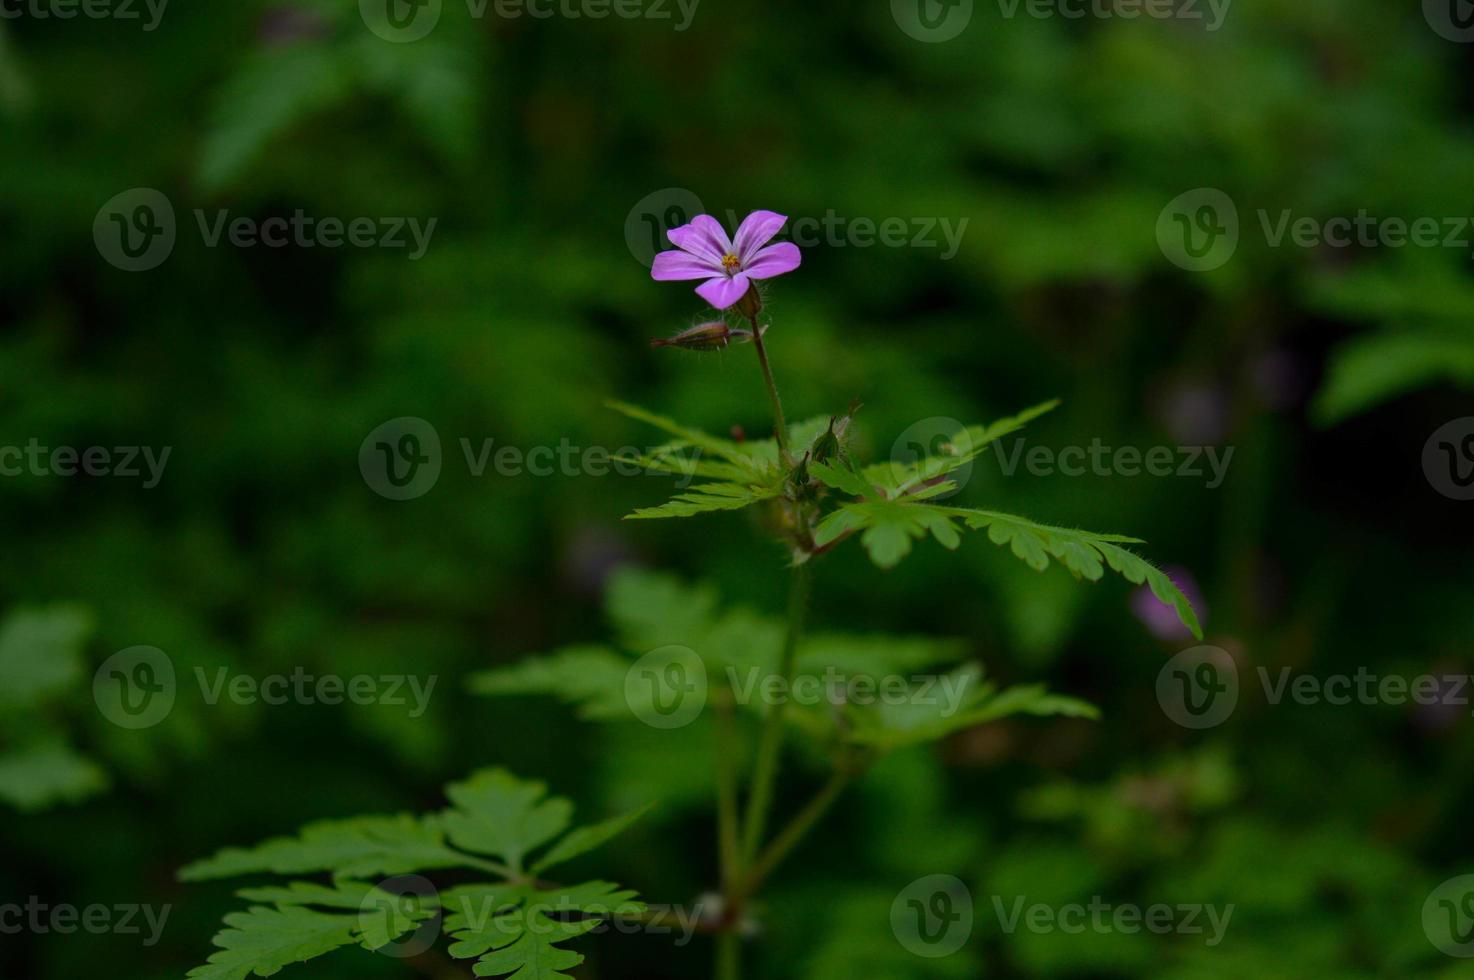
747, 312, 788, 455
715, 689, 743, 892
739, 560, 811, 866
733, 767, 851, 904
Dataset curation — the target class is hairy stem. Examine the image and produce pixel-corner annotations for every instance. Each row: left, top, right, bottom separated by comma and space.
733, 768, 851, 905
747, 313, 788, 455
740, 560, 812, 866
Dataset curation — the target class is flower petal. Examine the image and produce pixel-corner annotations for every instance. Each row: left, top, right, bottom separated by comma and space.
666, 214, 732, 265
652, 248, 722, 281
741, 242, 802, 280
695, 273, 751, 310
733, 210, 788, 263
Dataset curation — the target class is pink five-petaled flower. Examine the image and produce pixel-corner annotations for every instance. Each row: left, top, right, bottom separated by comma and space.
651, 211, 802, 310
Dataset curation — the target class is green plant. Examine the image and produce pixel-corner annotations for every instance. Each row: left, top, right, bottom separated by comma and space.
181, 213, 1199, 979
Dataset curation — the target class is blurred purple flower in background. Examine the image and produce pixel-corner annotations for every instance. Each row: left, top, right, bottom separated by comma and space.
1157, 381, 1229, 446
257, 5, 330, 45
652, 211, 801, 310
1132, 566, 1207, 641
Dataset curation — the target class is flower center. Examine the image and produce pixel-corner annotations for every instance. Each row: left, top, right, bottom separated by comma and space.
721, 253, 742, 274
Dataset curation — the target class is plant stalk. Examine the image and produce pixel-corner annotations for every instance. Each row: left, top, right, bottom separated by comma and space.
716, 932, 740, 980
733, 768, 851, 905
739, 560, 811, 866
747, 312, 788, 455
715, 689, 742, 893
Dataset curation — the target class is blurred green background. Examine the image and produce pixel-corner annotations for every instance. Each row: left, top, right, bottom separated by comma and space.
3, 0, 1474, 976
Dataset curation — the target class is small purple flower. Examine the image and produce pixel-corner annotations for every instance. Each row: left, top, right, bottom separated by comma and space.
651, 211, 801, 310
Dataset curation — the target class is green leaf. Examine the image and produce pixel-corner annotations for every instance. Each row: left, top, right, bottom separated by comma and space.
737, 415, 837, 467
809, 461, 874, 497
863, 400, 1060, 496
198, 43, 351, 192
179, 814, 474, 881
1312, 328, 1474, 426
624, 481, 781, 520
0, 741, 107, 812
442, 769, 573, 873
836, 665, 1099, 750
605, 400, 760, 471
445, 882, 644, 980
186, 773, 646, 979
233, 880, 439, 952
861, 517, 916, 568
0, 605, 92, 707
532, 802, 654, 873
452, 905, 596, 980
818, 501, 968, 569
605, 568, 719, 650
819, 500, 1201, 639
467, 647, 631, 720
186, 901, 415, 980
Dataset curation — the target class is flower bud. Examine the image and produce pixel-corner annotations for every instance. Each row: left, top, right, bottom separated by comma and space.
650, 322, 757, 352
735, 284, 763, 319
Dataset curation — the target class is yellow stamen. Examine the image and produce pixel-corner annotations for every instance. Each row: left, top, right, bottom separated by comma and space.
721, 253, 741, 272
